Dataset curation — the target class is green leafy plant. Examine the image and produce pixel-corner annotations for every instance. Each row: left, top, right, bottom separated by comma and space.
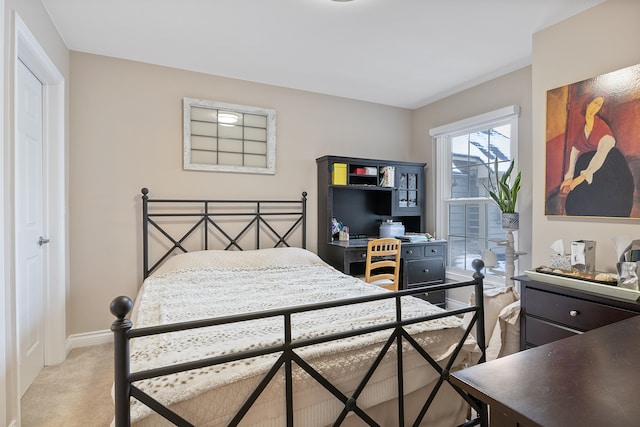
485, 159, 521, 213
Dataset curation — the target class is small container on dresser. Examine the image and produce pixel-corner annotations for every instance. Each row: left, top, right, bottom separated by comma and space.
517, 276, 640, 350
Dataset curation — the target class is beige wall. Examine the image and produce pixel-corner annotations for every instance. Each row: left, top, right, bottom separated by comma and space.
411, 66, 533, 272
410, 67, 533, 303
411, 0, 640, 281
69, 52, 413, 334
531, 0, 640, 271
68, 0, 640, 337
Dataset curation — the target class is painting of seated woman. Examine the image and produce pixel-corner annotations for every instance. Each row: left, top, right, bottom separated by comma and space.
545, 63, 640, 218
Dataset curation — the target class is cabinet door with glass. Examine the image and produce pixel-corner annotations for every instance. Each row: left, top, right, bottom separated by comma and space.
392, 165, 424, 216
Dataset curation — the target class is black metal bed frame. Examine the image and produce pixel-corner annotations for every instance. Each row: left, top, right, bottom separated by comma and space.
111, 189, 488, 427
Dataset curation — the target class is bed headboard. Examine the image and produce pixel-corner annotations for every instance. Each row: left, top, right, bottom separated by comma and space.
141, 188, 307, 279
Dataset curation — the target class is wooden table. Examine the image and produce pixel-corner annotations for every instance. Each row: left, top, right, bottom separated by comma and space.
451, 315, 640, 427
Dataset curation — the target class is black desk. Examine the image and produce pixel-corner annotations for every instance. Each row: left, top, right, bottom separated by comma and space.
319, 239, 447, 307
451, 315, 640, 427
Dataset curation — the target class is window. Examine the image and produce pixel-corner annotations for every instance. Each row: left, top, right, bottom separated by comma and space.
183, 98, 276, 174
430, 106, 519, 279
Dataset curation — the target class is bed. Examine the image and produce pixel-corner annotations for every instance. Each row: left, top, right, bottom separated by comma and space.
111, 189, 489, 427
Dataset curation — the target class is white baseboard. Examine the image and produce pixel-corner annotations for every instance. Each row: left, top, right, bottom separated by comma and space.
446, 297, 468, 310
65, 329, 113, 354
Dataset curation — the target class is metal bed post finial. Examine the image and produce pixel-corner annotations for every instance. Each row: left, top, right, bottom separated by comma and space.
141, 188, 149, 279
111, 296, 134, 427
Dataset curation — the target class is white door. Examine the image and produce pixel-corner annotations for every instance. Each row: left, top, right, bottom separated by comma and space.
16, 59, 47, 396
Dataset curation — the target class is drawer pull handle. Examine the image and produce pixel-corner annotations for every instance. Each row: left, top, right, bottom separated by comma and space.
423, 269, 429, 273
407, 250, 413, 255
569, 310, 579, 317
361, 253, 366, 258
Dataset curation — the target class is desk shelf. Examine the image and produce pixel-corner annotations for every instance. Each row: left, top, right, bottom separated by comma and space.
317, 155, 427, 242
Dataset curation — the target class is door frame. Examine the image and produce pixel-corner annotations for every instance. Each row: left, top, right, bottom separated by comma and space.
1, 0, 6, 421
13, 13, 66, 369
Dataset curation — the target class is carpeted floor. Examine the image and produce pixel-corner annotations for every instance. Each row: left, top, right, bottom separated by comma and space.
21, 343, 114, 426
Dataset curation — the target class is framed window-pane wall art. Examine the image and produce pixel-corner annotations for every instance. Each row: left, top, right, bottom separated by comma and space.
183, 98, 276, 174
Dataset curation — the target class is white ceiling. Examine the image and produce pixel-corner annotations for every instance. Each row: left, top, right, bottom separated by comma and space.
42, 0, 603, 109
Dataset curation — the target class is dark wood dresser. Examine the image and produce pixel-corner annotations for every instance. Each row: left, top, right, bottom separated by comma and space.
451, 315, 640, 427
517, 275, 640, 350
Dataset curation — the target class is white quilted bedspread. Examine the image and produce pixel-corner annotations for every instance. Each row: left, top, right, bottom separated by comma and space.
128, 248, 470, 425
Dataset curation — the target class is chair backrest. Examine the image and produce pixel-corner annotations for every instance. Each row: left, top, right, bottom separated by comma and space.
364, 238, 401, 291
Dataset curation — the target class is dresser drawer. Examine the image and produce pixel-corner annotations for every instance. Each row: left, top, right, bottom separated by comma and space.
524, 316, 578, 347
344, 249, 367, 263
401, 245, 423, 259
526, 287, 638, 331
412, 289, 445, 307
405, 258, 444, 285
423, 244, 445, 258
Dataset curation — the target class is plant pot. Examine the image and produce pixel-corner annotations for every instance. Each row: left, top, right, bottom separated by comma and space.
502, 212, 519, 231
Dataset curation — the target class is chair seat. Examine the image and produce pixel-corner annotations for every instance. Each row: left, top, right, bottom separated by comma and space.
357, 275, 395, 290
368, 278, 394, 286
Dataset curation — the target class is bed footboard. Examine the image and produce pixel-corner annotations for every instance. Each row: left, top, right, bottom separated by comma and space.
111, 260, 488, 427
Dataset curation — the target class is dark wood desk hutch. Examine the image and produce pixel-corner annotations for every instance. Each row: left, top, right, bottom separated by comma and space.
316, 155, 447, 307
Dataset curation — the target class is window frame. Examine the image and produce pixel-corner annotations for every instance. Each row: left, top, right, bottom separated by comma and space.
183, 97, 277, 175
430, 105, 520, 283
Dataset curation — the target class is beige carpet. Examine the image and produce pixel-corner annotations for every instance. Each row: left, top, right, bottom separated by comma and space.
21, 343, 114, 427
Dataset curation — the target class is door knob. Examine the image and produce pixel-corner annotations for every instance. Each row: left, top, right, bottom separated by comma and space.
38, 236, 50, 246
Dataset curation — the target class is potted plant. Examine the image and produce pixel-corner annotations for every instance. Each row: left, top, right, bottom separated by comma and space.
486, 159, 521, 230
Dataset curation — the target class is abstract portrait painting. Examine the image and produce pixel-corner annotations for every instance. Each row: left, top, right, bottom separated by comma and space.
545, 63, 640, 218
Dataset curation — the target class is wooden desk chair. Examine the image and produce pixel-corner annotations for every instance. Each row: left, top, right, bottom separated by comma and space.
364, 238, 401, 291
